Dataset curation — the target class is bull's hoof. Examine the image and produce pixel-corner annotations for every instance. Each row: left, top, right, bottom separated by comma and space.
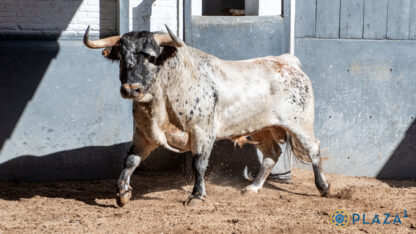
186, 198, 204, 206
242, 185, 260, 195
319, 183, 331, 197
184, 195, 205, 206
116, 189, 132, 207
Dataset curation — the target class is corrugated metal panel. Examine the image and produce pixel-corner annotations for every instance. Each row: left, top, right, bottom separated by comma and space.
387, 0, 411, 39
409, 0, 416, 39
316, 0, 340, 38
296, 0, 416, 40
340, 0, 364, 39
295, 0, 316, 38
363, 0, 388, 39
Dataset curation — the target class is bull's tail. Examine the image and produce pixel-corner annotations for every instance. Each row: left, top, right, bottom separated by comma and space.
286, 133, 312, 163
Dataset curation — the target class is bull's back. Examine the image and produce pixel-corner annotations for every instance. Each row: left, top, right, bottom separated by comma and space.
213, 54, 314, 138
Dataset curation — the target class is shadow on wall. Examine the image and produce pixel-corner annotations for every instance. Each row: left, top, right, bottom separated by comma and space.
0, 41, 59, 152
0, 143, 129, 182
377, 119, 416, 184
0, 0, 83, 153
132, 0, 156, 31
0, 0, 119, 181
0, 140, 260, 182
0, 0, 119, 150
100, 0, 118, 38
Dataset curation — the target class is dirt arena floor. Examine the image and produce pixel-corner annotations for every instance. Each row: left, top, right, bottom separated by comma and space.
0, 168, 415, 233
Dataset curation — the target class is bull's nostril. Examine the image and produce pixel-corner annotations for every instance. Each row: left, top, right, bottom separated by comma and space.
133, 87, 142, 93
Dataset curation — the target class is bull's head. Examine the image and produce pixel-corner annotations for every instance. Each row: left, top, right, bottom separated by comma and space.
84, 25, 184, 101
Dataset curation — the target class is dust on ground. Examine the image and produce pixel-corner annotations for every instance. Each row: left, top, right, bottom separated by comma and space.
0, 168, 415, 233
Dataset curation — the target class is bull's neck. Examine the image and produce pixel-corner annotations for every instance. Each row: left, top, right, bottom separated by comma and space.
158, 46, 216, 91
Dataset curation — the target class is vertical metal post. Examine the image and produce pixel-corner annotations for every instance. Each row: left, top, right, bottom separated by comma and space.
183, 0, 192, 44
177, 0, 184, 39
118, 0, 129, 35
290, 0, 296, 55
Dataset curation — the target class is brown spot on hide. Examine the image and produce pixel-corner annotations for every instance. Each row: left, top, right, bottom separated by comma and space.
228, 127, 287, 148
271, 61, 284, 73
230, 135, 260, 148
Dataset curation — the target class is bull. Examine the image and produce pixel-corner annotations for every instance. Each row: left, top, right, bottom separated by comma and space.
83, 25, 330, 207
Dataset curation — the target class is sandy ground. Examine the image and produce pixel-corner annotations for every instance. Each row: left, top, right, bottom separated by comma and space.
0, 168, 415, 233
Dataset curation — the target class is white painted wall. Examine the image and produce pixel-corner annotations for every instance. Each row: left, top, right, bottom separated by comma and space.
245, 0, 282, 16
0, 0, 117, 38
191, 0, 202, 16
129, 0, 179, 35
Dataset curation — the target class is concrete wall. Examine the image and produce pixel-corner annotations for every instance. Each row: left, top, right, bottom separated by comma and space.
294, 0, 416, 179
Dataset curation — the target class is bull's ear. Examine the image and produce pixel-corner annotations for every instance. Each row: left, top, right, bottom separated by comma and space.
155, 46, 178, 65
102, 47, 120, 60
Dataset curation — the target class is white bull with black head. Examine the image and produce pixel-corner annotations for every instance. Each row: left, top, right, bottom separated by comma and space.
84, 25, 330, 207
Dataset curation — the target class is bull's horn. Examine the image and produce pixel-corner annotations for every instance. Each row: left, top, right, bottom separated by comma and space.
153, 25, 184, 47
83, 25, 121, 49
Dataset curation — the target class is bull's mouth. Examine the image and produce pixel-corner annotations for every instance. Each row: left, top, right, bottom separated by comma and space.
120, 91, 144, 100
120, 85, 142, 99
120, 88, 153, 102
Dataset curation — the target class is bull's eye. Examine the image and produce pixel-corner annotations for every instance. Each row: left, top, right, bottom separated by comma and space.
148, 55, 156, 63
140, 51, 156, 64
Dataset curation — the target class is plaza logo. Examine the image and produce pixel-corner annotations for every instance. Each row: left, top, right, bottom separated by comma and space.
329, 209, 409, 228
330, 210, 349, 228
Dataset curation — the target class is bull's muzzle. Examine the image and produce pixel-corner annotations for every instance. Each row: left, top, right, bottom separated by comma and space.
120, 83, 144, 99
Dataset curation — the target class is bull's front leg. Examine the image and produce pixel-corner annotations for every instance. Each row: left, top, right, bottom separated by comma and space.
116, 146, 140, 207
116, 131, 157, 207
186, 126, 215, 205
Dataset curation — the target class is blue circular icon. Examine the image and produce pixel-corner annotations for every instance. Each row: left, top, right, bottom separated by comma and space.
330, 210, 349, 228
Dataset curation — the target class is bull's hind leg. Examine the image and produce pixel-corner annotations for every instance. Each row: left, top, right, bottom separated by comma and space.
244, 129, 283, 193
116, 131, 158, 207
291, 128, 330, 196
309, 142, 330, 196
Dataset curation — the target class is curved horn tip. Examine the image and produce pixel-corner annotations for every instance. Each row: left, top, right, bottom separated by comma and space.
83, 25, 91, 47
165, 24, 172, 34
164, 24, 184, 47
83, 26, 121, 49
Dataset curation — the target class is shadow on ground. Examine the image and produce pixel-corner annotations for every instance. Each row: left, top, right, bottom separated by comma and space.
0, 139, 264, 207
377, 119, 416, 186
